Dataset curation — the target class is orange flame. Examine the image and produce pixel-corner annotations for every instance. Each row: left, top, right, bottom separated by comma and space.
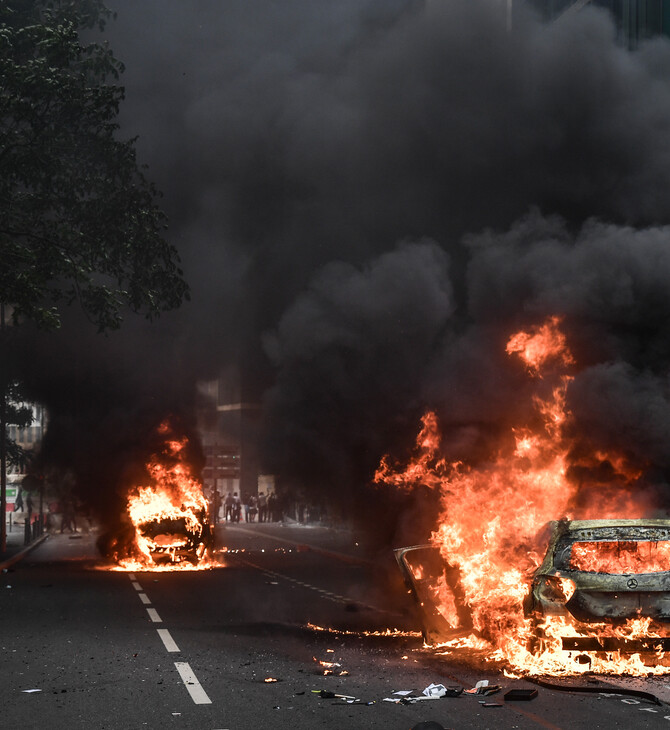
115, 427, 216, 571
505, 315, 575, 375
378, 317, 669, 675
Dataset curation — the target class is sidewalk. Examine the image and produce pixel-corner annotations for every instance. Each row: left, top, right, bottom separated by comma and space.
0, 518, 48, 569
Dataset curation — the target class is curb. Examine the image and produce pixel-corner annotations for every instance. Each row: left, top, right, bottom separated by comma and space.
0, 533, 48, 571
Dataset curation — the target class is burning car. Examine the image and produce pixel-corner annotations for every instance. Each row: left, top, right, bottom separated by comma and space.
135, 508, 213, 566
524, 518, 670, 654
395, 518, 670, 658
113, 428, 216, 569
382, 319, 670, 673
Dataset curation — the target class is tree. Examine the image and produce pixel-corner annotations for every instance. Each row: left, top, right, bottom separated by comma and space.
0, 1, 190, 550
0, 0, 189, 330
1, 381, 33, 469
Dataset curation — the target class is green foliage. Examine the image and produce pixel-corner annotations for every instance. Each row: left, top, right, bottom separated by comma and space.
2, 381, 33, 469
0, 0, 189, 331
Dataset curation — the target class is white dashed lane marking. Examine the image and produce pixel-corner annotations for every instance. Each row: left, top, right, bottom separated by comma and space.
237, 557, 383, 612
126, 571, 211, 705
157, 628, 180, 653
175, 661, 212, 705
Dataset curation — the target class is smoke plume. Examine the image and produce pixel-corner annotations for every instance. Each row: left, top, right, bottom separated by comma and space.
13, 0, 670, 538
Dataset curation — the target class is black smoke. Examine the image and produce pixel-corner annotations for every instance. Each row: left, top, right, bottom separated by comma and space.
13, 0, 670, 542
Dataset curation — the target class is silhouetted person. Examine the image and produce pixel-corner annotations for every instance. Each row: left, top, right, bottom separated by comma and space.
258, 492, 267, 522
211, 488, 221, 524
224, 492, 234, 521
248, 495, 257, 522
232, 492, 241, 523
61, 498, 76, 533
267, 492, 277, 522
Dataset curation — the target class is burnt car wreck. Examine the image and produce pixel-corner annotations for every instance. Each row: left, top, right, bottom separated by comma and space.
395, 519, 670, 656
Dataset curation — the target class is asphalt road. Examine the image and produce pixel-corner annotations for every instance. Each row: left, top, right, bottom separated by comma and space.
2, 522, 670, 729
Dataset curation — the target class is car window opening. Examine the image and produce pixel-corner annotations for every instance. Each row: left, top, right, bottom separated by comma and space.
567, 540, 670, 574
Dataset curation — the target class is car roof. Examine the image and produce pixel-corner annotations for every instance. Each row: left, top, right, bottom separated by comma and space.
564, 518, 670, 531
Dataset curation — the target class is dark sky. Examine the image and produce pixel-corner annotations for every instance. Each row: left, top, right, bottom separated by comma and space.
19, 0, 670, 523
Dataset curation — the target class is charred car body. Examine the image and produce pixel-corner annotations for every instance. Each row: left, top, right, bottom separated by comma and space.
525, 518, 670, 652
396, 518, 670, 653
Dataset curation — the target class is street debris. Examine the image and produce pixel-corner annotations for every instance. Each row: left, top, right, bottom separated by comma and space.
308, 674, 538, 711
264, 677, 280, 683
423, 682, 459, 698
311, 689, 375, 705
21, 689, 41, 693
312, 690, 356, 700
383, 683, 464, 704
464, 679, 500, 696
504, 688, 538, 701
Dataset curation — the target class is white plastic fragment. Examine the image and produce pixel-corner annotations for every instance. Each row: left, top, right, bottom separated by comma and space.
22, 689, 42, 693
465, 679, 490, 695
423, 683, 448, 698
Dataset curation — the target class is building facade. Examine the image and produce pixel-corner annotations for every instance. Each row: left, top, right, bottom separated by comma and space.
196, 373, 264, 503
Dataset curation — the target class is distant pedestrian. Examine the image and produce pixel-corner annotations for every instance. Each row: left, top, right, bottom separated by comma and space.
248, 495, 258, 523
258, 492, 267, 522
267, 492, 277, 522
61, 498, 77, 533
232, 492, 242, 523
224, 492, 234, 521
14, 489, 24, 512
211, 489, 221, 524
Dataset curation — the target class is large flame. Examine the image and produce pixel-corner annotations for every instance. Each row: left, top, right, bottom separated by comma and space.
115, 424, 215, 571
377, 317, 670, 675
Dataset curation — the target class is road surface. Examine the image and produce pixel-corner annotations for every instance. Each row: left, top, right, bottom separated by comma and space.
1, 522, 670, 729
